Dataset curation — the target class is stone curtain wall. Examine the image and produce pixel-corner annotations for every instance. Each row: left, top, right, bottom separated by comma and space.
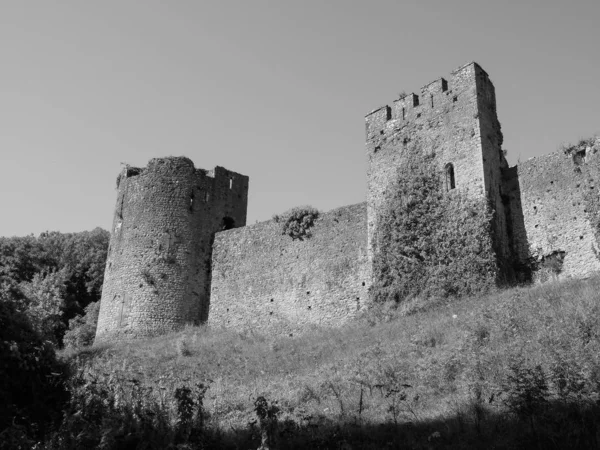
208, 203, 369, 334
365, 62, 511, 280
508, 147, 600, 281
92, 62, 600, 343
95, 157, 248, 342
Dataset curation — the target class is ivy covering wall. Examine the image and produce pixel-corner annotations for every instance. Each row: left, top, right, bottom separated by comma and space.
370, 155, 498, 305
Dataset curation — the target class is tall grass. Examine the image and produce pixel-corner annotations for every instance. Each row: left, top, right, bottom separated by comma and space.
55, 276, 600, 448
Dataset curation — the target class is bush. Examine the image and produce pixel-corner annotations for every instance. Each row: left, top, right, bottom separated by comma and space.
0, 293, 67, 442
43, 369, 215, 450
63, 301, 100, 349
0, 228, 109, 347
273, 206, 320, 240
19, 269, 68, 346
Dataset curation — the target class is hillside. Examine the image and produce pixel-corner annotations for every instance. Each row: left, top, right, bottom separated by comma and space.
64, 276, 600, 449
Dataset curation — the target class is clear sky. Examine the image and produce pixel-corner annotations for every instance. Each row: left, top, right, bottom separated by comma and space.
0, 0, 598, 237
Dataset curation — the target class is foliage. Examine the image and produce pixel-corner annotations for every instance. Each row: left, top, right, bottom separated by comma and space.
273, 206, 320, 240
502, 362, 549, 422
63, 301, 100, 349
560, 135, 598, 159
0, 291, 68, 444
0, 272, 595, 448
42, 368, 215, 450
371, 155, 497, 305
253, 396, 280, 450
0, 228, 109, 347
19, 269, 69, 345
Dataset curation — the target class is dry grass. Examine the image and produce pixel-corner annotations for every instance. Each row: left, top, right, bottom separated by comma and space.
63, 276, 600, 448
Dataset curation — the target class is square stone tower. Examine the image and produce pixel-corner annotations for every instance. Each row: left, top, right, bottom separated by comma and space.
365, 62, 511, 281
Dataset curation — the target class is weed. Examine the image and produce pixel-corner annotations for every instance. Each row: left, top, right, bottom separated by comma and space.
140, 268, 156, 286
253, 396, 280, 450
502, 362, 549, 432
175, 335, 192, 357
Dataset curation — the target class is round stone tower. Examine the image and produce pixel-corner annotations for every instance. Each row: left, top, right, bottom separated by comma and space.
95, 157, 248, 342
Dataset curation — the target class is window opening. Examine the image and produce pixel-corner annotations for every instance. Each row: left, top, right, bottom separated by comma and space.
221, 216, 235, 230
445, 163, 456, 191
229, 178, 233, 189
385, 105, 392, 121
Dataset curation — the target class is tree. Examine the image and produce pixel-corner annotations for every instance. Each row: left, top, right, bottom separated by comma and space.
0, 291, 67, 442
63, 301, 100, 349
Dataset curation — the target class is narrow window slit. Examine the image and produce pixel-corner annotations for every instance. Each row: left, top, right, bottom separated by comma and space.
445, 163, 456, 191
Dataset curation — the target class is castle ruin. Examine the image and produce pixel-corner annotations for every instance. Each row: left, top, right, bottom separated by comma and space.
95, 62, 600, 342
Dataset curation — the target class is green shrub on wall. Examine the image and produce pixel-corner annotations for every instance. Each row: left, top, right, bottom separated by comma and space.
273, 206, 320, 240
371, 155, 497, 305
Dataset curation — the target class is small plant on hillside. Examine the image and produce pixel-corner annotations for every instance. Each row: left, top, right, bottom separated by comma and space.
502, 362, 549, 432
253, 396, 280, 450
175, 335, 192, 357
174, 383, 209, 445
273, 206, 320, 240
44, 368, 214, 449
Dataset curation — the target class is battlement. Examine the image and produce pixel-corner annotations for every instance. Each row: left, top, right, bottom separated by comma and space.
365, 62, 491, 135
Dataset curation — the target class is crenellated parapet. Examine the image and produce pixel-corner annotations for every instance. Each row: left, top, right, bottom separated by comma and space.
365, 63, 492, 144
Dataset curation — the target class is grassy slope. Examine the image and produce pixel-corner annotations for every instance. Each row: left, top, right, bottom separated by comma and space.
68, 276, 600, 448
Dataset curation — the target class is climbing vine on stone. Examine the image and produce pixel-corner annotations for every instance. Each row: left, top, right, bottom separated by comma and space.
371, 153, 498, 306
273, 206, 320, 240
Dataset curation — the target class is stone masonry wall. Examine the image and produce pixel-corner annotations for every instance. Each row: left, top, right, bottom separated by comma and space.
365, 62, 510, 279
93, 62, 599, 343
507, 145, 600, 281
208, 203, 369, 335
95, 157, 248, 342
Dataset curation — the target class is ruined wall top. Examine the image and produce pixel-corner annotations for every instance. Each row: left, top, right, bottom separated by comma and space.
365, 62, 491, 131
116, 156, 248, 193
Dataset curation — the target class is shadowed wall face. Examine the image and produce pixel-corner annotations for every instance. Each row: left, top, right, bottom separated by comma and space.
95, 157, 248, 342
208, 203, 369, 334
